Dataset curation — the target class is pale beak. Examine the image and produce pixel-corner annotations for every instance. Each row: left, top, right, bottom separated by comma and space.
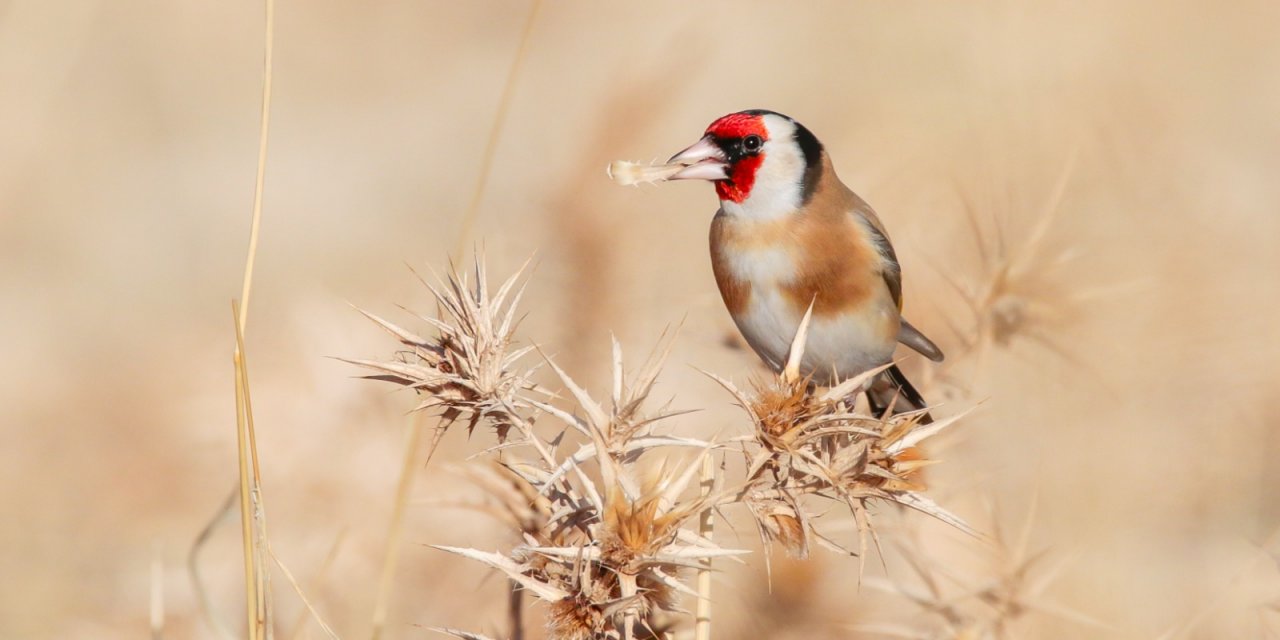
666, 136, 728, 181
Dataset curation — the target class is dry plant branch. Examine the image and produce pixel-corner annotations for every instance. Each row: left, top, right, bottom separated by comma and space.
239, 0, 274, 331
286, 531, 347, 640
233, 302, 271, 640
188, 0, 277, 633
193, 2, 279, 638
269, 546, 341, 640
189, 489, 238, 640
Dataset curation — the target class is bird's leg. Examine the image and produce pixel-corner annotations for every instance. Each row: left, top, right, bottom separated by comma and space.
865, 388, 888, 421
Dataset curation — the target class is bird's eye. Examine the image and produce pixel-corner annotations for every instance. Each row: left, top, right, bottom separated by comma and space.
743, 135, 763, 153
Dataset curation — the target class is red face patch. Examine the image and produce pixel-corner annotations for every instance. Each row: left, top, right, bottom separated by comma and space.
705, 113, 769, 204
714, 156, 763, 203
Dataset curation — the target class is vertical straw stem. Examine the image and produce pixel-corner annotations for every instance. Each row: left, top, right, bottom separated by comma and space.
231, 0, 275, 633
695, 454, 716, 640
239, 0, 275, 332
508, 579, 525, 640
233, 343, 258, 639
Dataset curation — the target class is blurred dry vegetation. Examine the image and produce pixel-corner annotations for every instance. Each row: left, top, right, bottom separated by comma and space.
3, 1, 1280, 639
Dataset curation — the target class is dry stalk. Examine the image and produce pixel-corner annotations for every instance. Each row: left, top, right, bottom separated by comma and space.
286, 531, 347, 640
188, 489, 238, 640
268, 547, 340, 640
694, 455, 715, 640
508, 578, 525, 640
190, 1, 276, 637
233, 302, 271, 640
239, 0, 274, 330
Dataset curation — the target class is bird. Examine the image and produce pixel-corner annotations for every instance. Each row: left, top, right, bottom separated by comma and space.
662, 109, 943, 420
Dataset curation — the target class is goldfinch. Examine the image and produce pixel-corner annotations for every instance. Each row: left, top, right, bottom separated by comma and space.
664, 109, 943, 418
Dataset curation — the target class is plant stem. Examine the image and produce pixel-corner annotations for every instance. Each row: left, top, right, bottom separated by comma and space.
508, 579, 525, 640
695, 454, 715, 640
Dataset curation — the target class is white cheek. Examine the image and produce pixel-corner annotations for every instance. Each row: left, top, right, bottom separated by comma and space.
722, 144, 805, 221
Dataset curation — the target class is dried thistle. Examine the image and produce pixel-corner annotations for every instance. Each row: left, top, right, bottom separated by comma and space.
935, 149, 1123, 374
353, 258, 977, 638
438, 460, 744, 640
745, 496, 810, 559
526, 334, 712, 503
345, 256, 533, 439
706, 311, 972, 570
858, 500, 1108, 640
424, 333, 741, 640
433, 461, 554, 541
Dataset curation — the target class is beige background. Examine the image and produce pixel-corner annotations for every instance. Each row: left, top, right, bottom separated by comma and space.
3, 1, 1279, 638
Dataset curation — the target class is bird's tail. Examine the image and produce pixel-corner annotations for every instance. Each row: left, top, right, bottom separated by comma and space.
866, 364, 933, 424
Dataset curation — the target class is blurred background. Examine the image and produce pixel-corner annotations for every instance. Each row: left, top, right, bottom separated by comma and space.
3, 1, 1279, 638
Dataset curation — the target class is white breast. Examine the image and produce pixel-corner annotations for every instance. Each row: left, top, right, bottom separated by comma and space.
722, 243, 898, 386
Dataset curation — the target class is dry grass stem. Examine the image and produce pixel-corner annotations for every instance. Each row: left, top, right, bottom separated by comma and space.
286, 531, 347, 640
694, 455, 715, 640
188, 489, 239, 640
192, 2, 277, 639
268, 547, 341, 640
233, 303, 272, 640
239, 0, 274, 332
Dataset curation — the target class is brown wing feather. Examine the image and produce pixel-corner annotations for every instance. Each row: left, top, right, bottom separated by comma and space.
850, 197, 902, 311
852, 199, 944, 362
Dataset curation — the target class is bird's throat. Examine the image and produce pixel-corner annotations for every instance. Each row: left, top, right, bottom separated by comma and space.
715, 155, 763, 203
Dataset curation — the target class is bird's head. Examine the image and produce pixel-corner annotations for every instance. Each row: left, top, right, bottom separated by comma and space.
666, 110, 825, 219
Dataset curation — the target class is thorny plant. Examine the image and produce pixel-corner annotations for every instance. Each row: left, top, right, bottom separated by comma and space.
931, 151, 1130, 383
705, 305, 973, 578
348, 259, 974, 640
854, 500, 1106, 640
344, 260, 533, 441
